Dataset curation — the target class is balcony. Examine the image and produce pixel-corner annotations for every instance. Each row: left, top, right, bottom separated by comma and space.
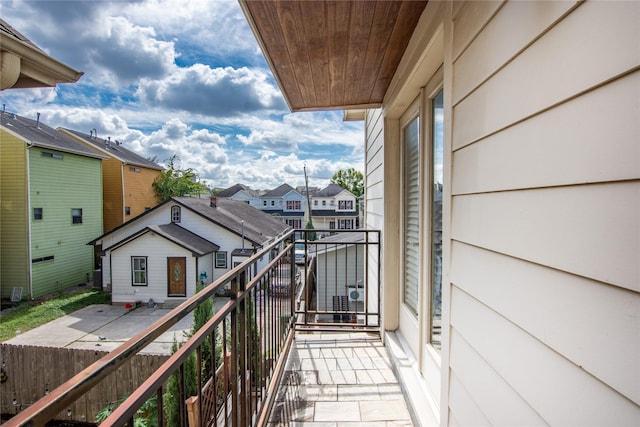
4, 229, 414, 426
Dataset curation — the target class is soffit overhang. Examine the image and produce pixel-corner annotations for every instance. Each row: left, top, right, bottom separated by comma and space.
239, 0, 428, 112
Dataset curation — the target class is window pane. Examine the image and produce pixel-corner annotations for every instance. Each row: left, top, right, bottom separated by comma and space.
71, 208, 83, 224
132, 257, 147, 285
403, 116, 420, 315
430, 90, 444, 350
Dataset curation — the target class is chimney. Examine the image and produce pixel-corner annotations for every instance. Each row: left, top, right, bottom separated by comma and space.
36, 112, 40, 129
210, 196, 217, 208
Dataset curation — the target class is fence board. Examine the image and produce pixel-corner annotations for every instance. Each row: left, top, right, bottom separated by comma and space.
0, 344, 168, 423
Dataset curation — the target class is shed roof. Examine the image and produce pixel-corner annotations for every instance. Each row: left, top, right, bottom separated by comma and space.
110, 223, 219, 256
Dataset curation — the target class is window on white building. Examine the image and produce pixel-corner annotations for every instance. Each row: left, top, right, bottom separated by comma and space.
171, 205, 181, 223
215, 252, 227, 268
131, 256, 147, 286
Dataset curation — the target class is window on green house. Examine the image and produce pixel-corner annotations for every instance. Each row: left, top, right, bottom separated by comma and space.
71, 208, 83, 224
33, 208, 43, 220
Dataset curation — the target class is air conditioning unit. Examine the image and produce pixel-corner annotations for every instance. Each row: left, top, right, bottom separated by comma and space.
348, 282, 364, 303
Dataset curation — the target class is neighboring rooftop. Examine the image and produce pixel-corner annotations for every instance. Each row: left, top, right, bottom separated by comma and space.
0, 111, 105, 160
216, 183, 260, 198
59, 128, 163, 170
172, 196, 290, 246
262, 183, 296, 198
314, 183, 348, 198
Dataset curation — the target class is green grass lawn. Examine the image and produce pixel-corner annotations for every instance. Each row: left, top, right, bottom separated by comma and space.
0, 288, 110, 342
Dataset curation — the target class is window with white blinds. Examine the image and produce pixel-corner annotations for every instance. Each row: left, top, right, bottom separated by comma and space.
403, 116, 420, 315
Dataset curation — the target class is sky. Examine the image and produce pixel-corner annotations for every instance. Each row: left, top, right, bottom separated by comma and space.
0, 0, 364, 191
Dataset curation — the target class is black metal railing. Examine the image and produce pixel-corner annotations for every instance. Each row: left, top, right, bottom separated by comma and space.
4, 230, 298, 427
4, 228, 381, 426
294, 229, 381, 332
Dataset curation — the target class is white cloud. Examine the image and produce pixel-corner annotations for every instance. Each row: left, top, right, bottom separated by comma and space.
135, 65, 285, 116
0, 0, 364, 193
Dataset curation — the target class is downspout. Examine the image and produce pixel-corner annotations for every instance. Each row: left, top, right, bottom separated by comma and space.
25, 140, 34, 299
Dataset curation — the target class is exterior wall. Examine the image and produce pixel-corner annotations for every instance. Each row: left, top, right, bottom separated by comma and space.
282, 192, 305, 213
315, 244, 364, 313
0, 131, 28, 299
366, 0, 640, 425
446, 1, 640, 424
110, 233, 196, 304
102, 158, 124, 232
123, 165, 161, 222
100, 203, 255, 286
29, 146, 103, 297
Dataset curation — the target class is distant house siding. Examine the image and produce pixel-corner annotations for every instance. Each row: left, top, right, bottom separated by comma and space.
315, 244, 364, 315
447, 1, 639, 425
29, 147, 103, 297
123, 165, 161, 221
110, 233, 197, 304
0, 132, 28, 299
102, 158, 124, 232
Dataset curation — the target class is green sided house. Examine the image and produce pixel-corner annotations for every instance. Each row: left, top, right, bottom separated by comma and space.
0, 111, 105, 300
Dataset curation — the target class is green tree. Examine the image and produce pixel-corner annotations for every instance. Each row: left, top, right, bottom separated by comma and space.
152, 155, 209, 202
330, 168, 364, 197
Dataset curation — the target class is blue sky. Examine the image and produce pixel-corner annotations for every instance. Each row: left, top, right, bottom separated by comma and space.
0, 0, 364, 190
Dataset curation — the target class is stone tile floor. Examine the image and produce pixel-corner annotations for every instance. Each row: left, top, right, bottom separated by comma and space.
268, 332, 414, 426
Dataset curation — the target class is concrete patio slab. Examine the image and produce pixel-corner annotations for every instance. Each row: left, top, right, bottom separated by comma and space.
4, 303, 193, 355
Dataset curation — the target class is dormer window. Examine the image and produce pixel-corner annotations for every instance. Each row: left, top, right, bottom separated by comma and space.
171, 205, 181, 223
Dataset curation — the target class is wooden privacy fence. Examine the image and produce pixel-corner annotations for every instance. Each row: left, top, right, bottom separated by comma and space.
0, 344, 168, 424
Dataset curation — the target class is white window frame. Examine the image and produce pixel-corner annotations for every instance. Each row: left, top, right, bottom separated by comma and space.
171, 205, 181, 223
131, 256, 148, 286
215, 251, 227, 268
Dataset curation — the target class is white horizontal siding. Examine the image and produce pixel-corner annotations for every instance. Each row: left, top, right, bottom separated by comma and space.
451, 182, 640, 292
447, 1, 640, 424
452, 241, 640, 406
110, 233, 196, 304
453, 70, 640, 194
451, 286, 640, 425
451, 0, 502, 61
453, 0, 578, 105
448, 371, 491, 427
449, 329, 546, 426
453, 0, 640, 150
365, 108, 385, 231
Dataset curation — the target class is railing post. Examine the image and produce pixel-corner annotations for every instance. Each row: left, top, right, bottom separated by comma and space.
230, 276, 239, 427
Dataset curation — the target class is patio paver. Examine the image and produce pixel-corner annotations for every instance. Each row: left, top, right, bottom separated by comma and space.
268, 332, 413, 426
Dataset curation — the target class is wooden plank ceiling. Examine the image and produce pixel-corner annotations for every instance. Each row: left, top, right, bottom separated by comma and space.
240, 0, 428, 112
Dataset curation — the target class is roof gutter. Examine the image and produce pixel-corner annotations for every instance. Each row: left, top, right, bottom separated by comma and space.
0, 32, 83, 89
